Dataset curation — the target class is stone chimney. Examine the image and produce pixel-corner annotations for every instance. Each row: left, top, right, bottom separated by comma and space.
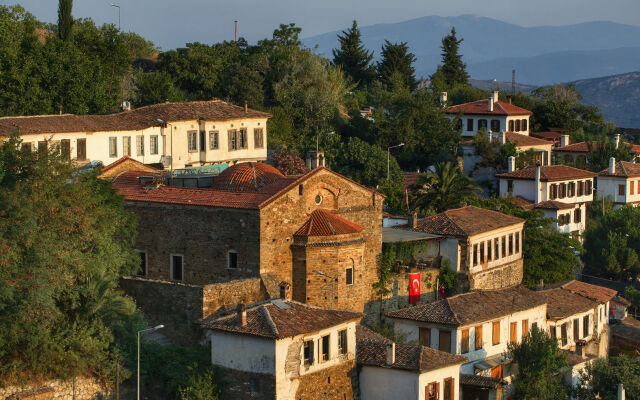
560, 135, 570, 147
609, 157, 616, 175
244, 101, 248, 113
440, 92, 448, 104
305, 151, 325, 171
506, 94, 512, 104
237, 303, 247, 326
493, 90, 499, 103
614, 133, 621, 150
408, 211, 418, 229
508, 156, 516, 172
500, 131, 507, 145
619, 383, 626, 400
385, 342, 395, 365
279, 281, 291, 299
534, 161, 541, 204
488, 97, 494, 112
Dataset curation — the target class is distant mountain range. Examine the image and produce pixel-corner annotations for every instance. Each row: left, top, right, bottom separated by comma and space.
302, 15, 640, 85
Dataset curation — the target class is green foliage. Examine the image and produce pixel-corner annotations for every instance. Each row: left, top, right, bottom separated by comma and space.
269, 147, 306, 175
583, 205, 640, 280
624, 286, 640, 314
134, 70, 184, 107
370, 323, 413, 344
530, 84, 604, 133
575, 355, 640, 400
585, 140, 634, 172
179, 369, 221, 400
376, 40, 417, 91
57, 0, 72, 41
435, 27, 469, 89
120, 31, 158, 59
411, 162, 481, 215
437, 259, 459, 296
507, 325, 570, 400
445, 85, 489, 106
332, 20, 375, 88
0, 134, 139, 384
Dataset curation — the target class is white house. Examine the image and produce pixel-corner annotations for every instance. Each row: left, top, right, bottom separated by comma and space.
0, 100, 271, 170
386, 286, 547, 399
553, 134, 640, 167
201, 299, 361, 400
445, 91, 532, 138
496, 161, 596, 239
596, 158, 640, 208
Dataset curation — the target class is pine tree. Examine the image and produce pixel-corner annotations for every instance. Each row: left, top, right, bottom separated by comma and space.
438, 27, 469, 88
376, 40, 417, 91
332, 20, 374, 88
57, 0, 73, 41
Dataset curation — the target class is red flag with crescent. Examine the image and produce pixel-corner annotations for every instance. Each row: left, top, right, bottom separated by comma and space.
409, 272, 421, 304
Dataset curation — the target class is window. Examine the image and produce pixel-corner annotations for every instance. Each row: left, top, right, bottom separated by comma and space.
38, 140, 48, 154
478, 119, 487, 130
228, 129, 238, 150
515, 232, 520, 253
150, 135, 158, 155
619, 184, 625, 196
123, 136, 131, 156
521, 119, 528, 131
346, 267, 353, 285
228, 250, 238, 269
494, 238, 500, 260
502, 236, 506, 258
510, 322, 517, 343
507, 179, 513, 193
550, 184, 558, 200
419, 327, 431, 347
491, 365, 503, 379
568, 182, 575, 197
632, 181, 636, 195
475, 325, 483, 350
136, 250, 147, 276
338, 329, 347, 355
109, 137, 117, 158
461, 329, 470, 353
577, 180, 584, 196
586, 180, 593, 195
492, 321, 500, 345
199, 131, 205, 151
515, 119, 521, 132
254, 128, 264, 149
522, 319, 529, 339
239, 128, 248, 149
583, 315, 590, 337
561, 323, 568, 346
479, 243, 485, 264
490, 120, 500, 132
455, 119, 462, 131
21, 142, 32, 152
473, 244, 478, 266
574, 318, 580, 340
321, 335, 330, 362
209, 131, 219, 150
427, 382, 439, 400
466, 119, 473, 132
508, 234, 513, 255
443, 378, 454, 400
136, 135, 144, 156
574, 209, 581, 223
171, 254, 183, 281
487, 240, 492, 261
187, 131, 197, 152
559, 183, 566, 198
303, 340, 314, 366
60, 139, 71, 160
439, 330, 451, 353
509, 120, 515, 131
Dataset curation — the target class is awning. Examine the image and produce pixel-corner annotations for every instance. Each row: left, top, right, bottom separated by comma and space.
473, 354, 511, 372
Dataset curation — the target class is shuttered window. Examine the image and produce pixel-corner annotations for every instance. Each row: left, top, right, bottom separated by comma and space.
461, 329, 470, 353
510, 322, 517, 343
209, 131, 219, 150
187, 131, 197, 152
109, 137, 117, 158
419, 327, 431, 347
475, 325, 483, 350
228, 129, 238, 150
150, 135, 159, 155
522, 319, 529, 339
123, 137, 131, 156
254, 128, 264, 148
136, 135, 144, 156
492, 321, 500, 345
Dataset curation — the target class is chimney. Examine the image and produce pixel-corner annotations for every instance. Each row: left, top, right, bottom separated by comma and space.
305, 151, 325, 171
237, 303, 247, 326
488, 97, 494, 112
244, 101, 248, 113
279, 281, 291, 299
534, 161, 541, 204
560, 135, 570, 147
619, 383, 626, 400
614, 133, 621, 150
500, 131, 507, 145
537, 279, 544, 290
609, 157, 616, 175
385, 342, 395, 365
508, 156, 516, 172
493, 90, 499, 103
440, 92, 448, 105
506, 94, 512, 104
409, 211, 418, 229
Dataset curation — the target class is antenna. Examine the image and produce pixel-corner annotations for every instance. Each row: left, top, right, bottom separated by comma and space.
234, 20, 238, 41
512, 69, 516, 95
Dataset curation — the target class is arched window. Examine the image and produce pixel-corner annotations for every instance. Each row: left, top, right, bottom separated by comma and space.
228, 250, 238, 269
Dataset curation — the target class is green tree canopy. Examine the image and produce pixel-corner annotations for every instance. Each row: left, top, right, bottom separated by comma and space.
57, 0, 72, 41
332, 20, 375, 88
134, 70, 184, 107
376, 40, 417, 91
434, 27, 469, 89
575, 355, 640, 400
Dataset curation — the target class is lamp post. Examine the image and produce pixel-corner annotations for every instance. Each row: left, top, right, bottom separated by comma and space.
110, 3, 120, 31
137, 324, 164, 400
387, 143, 405, 180
156, 119, 173, 174
315, 270, 336, 309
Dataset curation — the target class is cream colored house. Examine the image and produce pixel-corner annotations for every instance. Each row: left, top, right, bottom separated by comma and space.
596, 158, 640, 208
0, 100, 271, 170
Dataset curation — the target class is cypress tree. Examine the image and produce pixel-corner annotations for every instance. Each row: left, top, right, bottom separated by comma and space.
376, 40, 417, 91
57, 0, 73, 41
439, 27, 469, 87
332, 20, 374, 88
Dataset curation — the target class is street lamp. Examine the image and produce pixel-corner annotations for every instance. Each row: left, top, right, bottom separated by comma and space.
387, 143, 405, 180
110, 3, 120, 31
315, 270, 336, 309
156, 119, 173, 173
137, 324, 164, 400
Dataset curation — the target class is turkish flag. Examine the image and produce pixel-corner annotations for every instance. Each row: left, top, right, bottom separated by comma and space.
409, 272, 421, 304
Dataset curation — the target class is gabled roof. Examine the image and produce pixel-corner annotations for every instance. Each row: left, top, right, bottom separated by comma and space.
445, 99, 532, 116
386, 286, 545, 327
537, 287, 598, 321
98, 156, 161, 178
598, 160, 640, 178
357, 340, 467, 372
294, 209, 363, 237
534, 200, 575, 210
530, 131, 565, 140
554, 141, 640, 154
200, 299, 362, 339
460, 374, 504, 389
396, 206, 523, 237
496, 165, 596, 182
560, 281, 617, 304
505, 132, 553, 147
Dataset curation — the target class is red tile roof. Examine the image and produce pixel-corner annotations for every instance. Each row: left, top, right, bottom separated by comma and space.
294, 209, 364, 237
445, 99, 532, 116
356, 325, 390, 342
211, 162, 284, 192
404, 172, 427, 190
538, 288, 597, 321
530, 131, 565, 140
505, 132, 553, 147
0, 100, 272, 136
505, 196, 535, 210
200, 300, 362, 339
561, 281, 617, 304
598, 160, 640, 178
496, 165, 596, 181
554, 141, 640, 154
534, 200, 575, 210
397, 206, 523, 237
460, 374, 504, 389
386, 286, 545, 326
357, 340, 467, 372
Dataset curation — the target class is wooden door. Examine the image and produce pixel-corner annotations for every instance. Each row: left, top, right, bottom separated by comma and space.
77, 138, 86, 161
439, 330, 451, 353
419, 327, 431, 347
443, 377, 454, 400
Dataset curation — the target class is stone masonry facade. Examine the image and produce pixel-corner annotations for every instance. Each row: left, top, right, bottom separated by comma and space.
0, 376, 109, 400
468, 258, 524, 290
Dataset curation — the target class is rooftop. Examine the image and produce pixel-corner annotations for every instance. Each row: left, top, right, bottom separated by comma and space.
611, 317, 640, 347
537, 287, 598, 321
211, 162, 284, 192
505, 132, 553, 147
460, 374, 504, 389
530, 131, 565, 140
445, 99, 532, 116
382, 227, 442, 243
386, 286, 545, 327
357, 340, 467, 372
554, 141, 640, 154
560, 280, 617, 304
534, 200, 575, 211
200, 299, 362, 339
496, 165, 596, 182
598, 160, 640, 178
294, 209, 364, 237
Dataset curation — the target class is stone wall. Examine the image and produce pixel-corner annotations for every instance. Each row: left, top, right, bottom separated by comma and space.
0, 376, 109, 400
468, 259, 523, 290
216, 368, 276, 400
294, 360, 358, 400
120, 276, 268, 346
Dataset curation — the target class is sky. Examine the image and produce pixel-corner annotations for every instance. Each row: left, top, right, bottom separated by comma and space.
4, 0, 640, 50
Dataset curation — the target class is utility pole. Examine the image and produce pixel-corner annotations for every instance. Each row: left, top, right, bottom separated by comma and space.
234, 20, 238, 41
512, 69, 516, 95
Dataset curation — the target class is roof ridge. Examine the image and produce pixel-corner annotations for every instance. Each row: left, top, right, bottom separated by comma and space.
495, 102, 508, 114
262, 305, 279, 337
444, 211, 468, 236
620, 161, 628, 177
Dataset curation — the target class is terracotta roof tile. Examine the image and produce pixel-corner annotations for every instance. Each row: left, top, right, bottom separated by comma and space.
554, 141, 640, 154
201, 300, 362, 339
445, 100, 532, 116
404, 172, 427, 190
386, 286, 545, 326
505, 196, 535, 210
561, 281, 617, 304
611, 317, 640, 346
505, 132, 553, 147
496, 165, 596, 181
211, 162, 284, 192
356, 340, 467, 372
534, 200, 575, 210
356, 325, 391, 342
598, 160, 640, 178
294, 209, 364, 237
537, 288, 597, 321
530, 131, 565, 140
460, 374, 504, 389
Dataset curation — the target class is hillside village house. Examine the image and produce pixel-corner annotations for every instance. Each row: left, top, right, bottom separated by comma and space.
445, 91, 532, 138
0, 100, 270, 169
553, 133, 640, 167
596, 158, 640, 208
496, 161, 596, 238
201, 299, 361, 400
395, 206, 525, 290
386, 286, 547, 400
